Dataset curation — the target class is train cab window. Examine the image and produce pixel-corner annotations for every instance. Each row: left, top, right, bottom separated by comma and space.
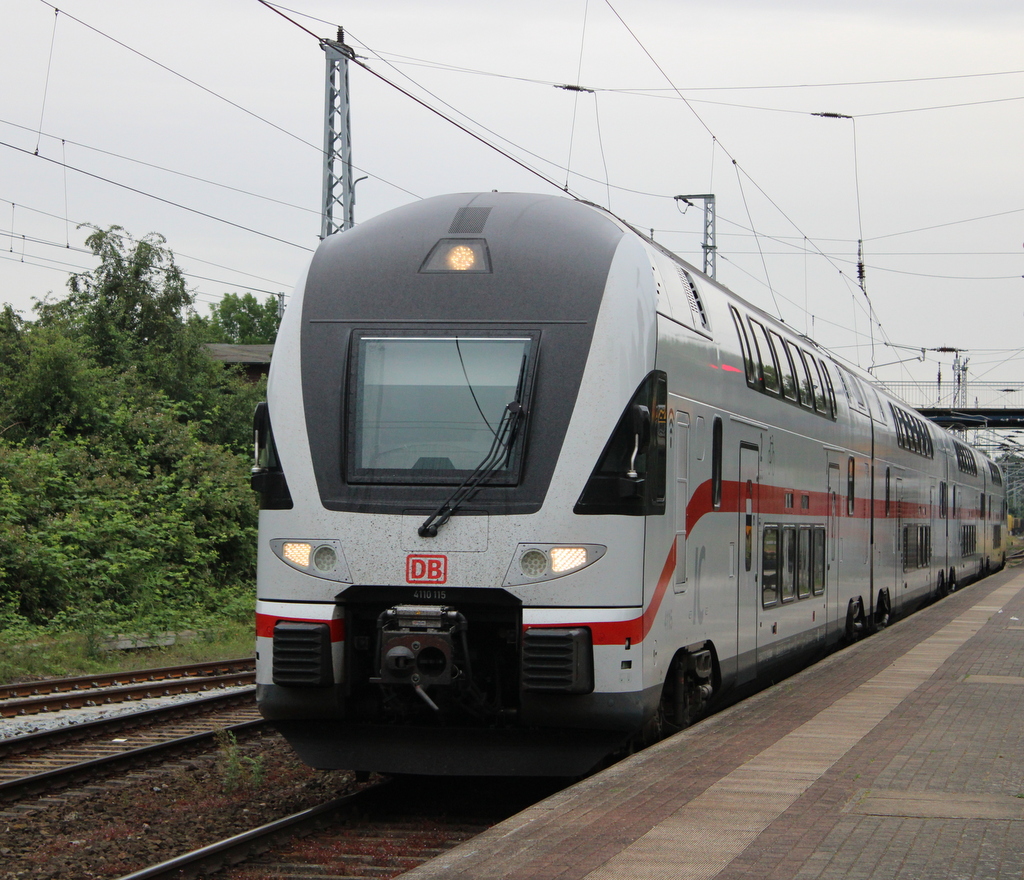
762, 526, 779, 607
781, 526, 797, 602
769, 329, 798, 401
348, 333, 537, 485
749, 319, 781, 395
811, 527, 826, 595
797, 527, 811, 599
575, 371, 668, 516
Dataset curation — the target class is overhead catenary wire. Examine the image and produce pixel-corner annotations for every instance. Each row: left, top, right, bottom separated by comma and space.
11, 0, 1018, 386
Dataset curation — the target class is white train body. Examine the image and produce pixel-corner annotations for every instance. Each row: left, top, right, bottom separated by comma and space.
253, 193, 1005, 776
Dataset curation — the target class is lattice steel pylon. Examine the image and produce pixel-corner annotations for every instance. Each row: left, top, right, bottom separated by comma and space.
321, 29, 354, 238
673, 194, 716, 279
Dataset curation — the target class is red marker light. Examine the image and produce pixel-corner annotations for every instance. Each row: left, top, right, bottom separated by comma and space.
722, 364, 743, 373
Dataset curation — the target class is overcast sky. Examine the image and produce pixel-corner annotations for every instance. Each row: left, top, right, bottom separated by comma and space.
2, 0, 1022, 398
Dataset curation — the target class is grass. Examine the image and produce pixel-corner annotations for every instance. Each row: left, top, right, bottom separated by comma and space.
0, 618, 255, 684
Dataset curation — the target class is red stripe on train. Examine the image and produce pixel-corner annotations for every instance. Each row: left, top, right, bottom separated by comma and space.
524, 541, 676, 646
256, 612, 345, 641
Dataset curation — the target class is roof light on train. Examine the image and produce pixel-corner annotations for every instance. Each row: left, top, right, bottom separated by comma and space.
420, 238, 492, 273
446, 245, 477, 270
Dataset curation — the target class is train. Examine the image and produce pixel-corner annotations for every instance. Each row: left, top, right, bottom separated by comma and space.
251, 192, 1006, 777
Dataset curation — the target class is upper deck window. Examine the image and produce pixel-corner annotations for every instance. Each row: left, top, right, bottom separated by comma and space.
347, 333, 536, 485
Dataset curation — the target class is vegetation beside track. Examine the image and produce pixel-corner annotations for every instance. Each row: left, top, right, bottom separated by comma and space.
1, 228, 276, 684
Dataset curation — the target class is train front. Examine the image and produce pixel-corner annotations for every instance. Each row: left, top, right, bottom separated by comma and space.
253, 192, 661, 776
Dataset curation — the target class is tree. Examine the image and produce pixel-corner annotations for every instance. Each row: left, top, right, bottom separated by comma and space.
37, 226, 193, 365
0, 226, 264, 630
197, 292, 281, 345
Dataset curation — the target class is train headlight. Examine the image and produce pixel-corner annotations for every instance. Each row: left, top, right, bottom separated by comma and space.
504, 544, 606, 586
520, 549, 548, 578
282, 542, 312, 568
271, 539, 352, 583
550, 547, 588, 573
313, 545, 338, 572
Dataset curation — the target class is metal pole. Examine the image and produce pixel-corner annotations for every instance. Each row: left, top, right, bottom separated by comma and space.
322, 28, 354, 238
674, 194, 716, 279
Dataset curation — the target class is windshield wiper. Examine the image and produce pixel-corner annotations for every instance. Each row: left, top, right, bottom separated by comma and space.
417, 400, 523, 538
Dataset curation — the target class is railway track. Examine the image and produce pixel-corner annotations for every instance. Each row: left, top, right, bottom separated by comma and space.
112, 776, 557, 880
0, 657, 256, 717
0, 687, 262, 803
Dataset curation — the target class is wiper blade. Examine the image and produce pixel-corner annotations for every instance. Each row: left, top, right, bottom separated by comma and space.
418, 401, 523, 538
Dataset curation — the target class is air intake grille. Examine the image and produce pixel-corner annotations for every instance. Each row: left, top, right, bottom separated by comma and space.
449, 206, 492, 234
521, 627, 594, 694
272, 621, 333, 687
677, 267, 709, 329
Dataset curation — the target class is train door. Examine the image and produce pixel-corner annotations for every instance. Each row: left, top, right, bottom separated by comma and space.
737, 441, 759, 685
826, 457, 841, 636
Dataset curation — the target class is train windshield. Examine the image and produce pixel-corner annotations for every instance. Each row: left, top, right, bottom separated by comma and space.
348, 334, 535, 484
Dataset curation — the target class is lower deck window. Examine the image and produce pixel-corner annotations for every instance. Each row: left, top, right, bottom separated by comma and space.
763, 524, 827, 607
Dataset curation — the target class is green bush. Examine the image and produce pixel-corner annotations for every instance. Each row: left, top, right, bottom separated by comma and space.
0, 226, 268, 659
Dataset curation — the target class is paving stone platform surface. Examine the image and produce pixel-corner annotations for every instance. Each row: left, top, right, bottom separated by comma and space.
402, 565, 1024, 880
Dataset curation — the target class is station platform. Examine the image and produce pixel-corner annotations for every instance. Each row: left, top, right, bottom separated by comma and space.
403, 565, 1024, 880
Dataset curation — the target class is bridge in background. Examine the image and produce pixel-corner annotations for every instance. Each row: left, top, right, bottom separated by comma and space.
881, 381, 1024, 431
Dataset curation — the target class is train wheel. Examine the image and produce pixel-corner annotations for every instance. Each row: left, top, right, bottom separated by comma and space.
873, 589, 891, 630
845, 597, 866, 642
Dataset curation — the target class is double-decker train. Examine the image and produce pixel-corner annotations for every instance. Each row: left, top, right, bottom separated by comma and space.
252, 192, 1005, 777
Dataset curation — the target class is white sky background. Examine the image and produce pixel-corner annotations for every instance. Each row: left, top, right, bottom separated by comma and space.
1, 0, 1022, 395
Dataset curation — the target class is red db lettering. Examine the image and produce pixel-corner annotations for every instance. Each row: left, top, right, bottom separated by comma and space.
406, 554, 447, 584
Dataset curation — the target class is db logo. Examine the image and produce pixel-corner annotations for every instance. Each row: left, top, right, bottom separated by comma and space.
406, 554, 448, 584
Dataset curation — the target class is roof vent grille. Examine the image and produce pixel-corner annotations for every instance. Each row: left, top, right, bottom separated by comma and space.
449, 207, 492, 234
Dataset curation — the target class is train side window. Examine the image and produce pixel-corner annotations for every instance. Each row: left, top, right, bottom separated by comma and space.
769, 330, 798, 401
780, 526, 796, 602
797, 527, 811, 598
820, 361, 839, 419
811, 527, 825, 595
745, 479, 754, 572
762, 526, 779, 607
939, 482, 948, 518
749, 319, 781, 395
804, 352, 828, 414
847, 457, 856, 516
730, 306, 758, 387
790, 344, 815, 409
885, 467, 891, 517
712, 417, 723, 508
